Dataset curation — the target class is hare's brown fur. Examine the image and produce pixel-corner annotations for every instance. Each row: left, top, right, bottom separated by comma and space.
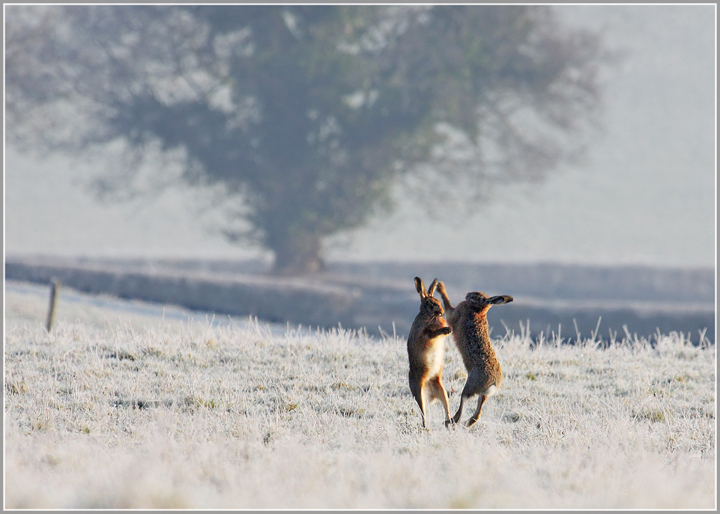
407, 277, 453, 428
437, 281, 513, 427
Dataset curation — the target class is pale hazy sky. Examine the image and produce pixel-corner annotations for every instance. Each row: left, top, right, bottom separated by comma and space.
4, 5, 716, 268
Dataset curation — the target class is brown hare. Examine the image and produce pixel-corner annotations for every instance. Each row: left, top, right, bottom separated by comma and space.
436, 281, 513, 427
406, 277, 453, 428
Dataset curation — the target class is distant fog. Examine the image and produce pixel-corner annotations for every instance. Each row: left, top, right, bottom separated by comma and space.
4, 5, 715, 268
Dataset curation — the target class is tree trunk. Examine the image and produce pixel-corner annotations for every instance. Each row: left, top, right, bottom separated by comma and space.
269, 232, 325, 276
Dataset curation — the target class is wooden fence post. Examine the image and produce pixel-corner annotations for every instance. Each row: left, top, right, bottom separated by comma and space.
46, 280, 61, 332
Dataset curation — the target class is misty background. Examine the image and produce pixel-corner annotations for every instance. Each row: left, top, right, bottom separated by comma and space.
4, 5, 715, 343
5, 5, 715, 268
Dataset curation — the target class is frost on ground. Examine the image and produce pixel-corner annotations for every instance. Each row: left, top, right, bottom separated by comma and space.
4, 284, 716, 509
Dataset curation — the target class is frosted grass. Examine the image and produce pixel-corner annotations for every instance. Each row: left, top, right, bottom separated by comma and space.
4, 289, 716, 509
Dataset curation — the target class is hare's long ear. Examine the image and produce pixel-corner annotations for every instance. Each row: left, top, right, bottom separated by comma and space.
414, 277, 426, 297
427, 278, 439, 297
489, 295, 513, 305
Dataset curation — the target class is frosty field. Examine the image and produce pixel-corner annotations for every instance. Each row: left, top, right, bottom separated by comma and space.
4, 281, 716, 509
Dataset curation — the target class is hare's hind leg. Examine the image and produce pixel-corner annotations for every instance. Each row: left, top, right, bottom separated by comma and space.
410, 377, 428, 428
465, 394, 488, 428
453, 368, 481, 424
428, 376, 452, 426
452, 393, 467, 424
